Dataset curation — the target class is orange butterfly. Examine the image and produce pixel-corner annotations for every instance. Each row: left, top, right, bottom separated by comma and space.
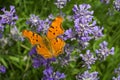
22, 16, 65, 59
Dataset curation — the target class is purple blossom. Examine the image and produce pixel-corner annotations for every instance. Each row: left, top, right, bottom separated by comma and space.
0, 33, 2, 39
80, 50, 97, 69
26, 14, 51, 34
95, 41, 114, 60
76, 70, 99, 80
10, 26, 23, 41
100, 0, 110, 4
64, 4, 104, 48
0, 6, 18, 26
112, 65, 120, 80
26, 14, 40, 27
0, 23, 4, 32
29, 46, 37, 56
0, 37, 9, 48
42, 66, 66, 80
29, 47, 56, 68
114, 0, 120, 11
92, 26, 104, 39
54, 0, 70, 9
0, 65, 6, 73
113, 75, 120, 80
0, 6, 18, 38
63, 28, 76, 40
57, 44, 74, 66
114, 66, 120, 75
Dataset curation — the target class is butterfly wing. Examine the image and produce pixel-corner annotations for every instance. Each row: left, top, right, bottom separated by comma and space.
22, 30, 53, 59
36, 44, 53, 59
47, 16, 64, 40
22, 30, 43, 45
50, 38, 65, 57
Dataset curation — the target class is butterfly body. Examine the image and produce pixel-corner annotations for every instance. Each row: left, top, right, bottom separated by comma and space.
22, 16, 65, 59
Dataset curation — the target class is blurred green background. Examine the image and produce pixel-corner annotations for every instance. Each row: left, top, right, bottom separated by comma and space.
0, 0, 120, 80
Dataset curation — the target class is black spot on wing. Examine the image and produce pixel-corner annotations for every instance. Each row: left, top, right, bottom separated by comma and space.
49, 30, 52, 32
36, 39, 38, 42
50, 26, 54, 29
32, 33, 35, 36
53, 33, 55, 35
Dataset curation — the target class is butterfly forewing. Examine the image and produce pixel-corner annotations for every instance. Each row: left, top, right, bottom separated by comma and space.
47, 16, 64, 40
22, 30, 43, 45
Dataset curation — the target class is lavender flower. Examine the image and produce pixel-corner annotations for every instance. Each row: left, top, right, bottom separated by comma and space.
26, 14, 51, 34
63, 28, 76, 40
29, 47, 56, 68
0, 65, 6, 73
95, 41, 114, 60
0, 6, 18, 38
114, 66, 120, 75
29, 46, 37, 56
92, 26, 104, 39
80, 50, 97, 69
0, 33, 2, 39
67, 4, 104, 48
100, 0, 110, 4
57, 44, 74, 66
112, 65, 120, 80
0, 23, 4, 32
114, 0, 120, 11
26, 14, 40, 27
0, 37, 9, 48
10, 26, 23, 41
0, 23, 3, 38
113, 75, 120, 80
42, 66, 65, 80
0, 6, 18, 26
54, 0, 70, 9
76, 70, 99, 80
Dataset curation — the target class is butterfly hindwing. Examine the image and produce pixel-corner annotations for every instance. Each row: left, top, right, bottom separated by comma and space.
36, 44, 53, 59
51, 38, 65, 57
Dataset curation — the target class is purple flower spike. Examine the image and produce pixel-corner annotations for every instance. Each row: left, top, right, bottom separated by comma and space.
57, 44, 74, 66
71, 4, 104, 48
0, 23, 4, 31
80, 50, 97, 69
114, 0, 120, 11
10, 26, 23, 41
96, 41, 114, 60
100, 0, 110, 4
76, 70, 99, 80
29, 47, 56, 68
0, 5, 18, 26
26, 14, 40, 27
63, 28, 76, 40
92, 26, 104, 39
54, 0, 70, 9
0, 65, 6, 73
29, 46, 37, 56
42, 66, 66, 80
113, 75, 120, 80
26, 14, 51, 34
